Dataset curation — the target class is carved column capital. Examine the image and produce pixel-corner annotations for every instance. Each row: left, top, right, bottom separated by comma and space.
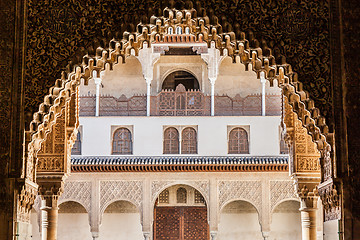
296, 184, 319, 210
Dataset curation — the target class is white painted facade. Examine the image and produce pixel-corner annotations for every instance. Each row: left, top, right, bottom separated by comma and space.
79, 115, 282, 157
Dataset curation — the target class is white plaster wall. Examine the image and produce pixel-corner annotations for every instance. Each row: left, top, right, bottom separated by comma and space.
80, 55, 146, 98
57, 213, 92, 240
323, 220, 339, 240
99, 213, 143, 240
30, 210, 41, 240
79, 116, 281, 156
270, 212, 302, 240
218, 212, 263, 240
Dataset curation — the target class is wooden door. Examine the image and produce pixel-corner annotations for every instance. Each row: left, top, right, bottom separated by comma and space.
154, 206, 209, 240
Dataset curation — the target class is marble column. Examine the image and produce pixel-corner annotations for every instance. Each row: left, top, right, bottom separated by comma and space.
145, 78, 152, 116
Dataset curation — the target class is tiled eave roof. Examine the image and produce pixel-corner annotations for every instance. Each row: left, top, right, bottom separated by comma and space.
71, 156, 289, 172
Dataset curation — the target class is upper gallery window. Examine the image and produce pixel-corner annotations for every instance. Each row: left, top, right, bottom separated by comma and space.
163, 127, 180, 154
112, 127, 132, 155
228, 127, 249, 154
181, 127, 197, 154
71, 131, 82, 155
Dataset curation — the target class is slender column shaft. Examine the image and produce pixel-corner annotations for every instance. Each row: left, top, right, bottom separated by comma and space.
260, 72, 266, 116
40, 198, 59, 240
94, 78, 102, 117
300, 209, 317, 240
146, 80, 151, 116
210, 81, 215, 116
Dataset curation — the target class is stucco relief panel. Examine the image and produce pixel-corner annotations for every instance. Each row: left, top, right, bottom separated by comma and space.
218, 180, 262, 214
100, 180, 143, 213
270, 180, 297, 211
59, 181, 92, 212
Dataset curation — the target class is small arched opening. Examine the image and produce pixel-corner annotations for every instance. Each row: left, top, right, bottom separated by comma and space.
218, 200, 262, 240
270, 200, 301, 239
100, 200, 143, 240
57, 201, 91, 240
153, 184, 208, 240
162, 70, 199, 91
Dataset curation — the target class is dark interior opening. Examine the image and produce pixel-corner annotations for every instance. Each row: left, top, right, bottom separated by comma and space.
162, 71, 199, 91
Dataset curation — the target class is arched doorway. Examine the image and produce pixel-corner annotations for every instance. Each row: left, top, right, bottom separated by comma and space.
218, 200, 262, 240
153, 184, 208, 240
162, 70, 199, 91
57, 201, 91, 240
270, 200, 301, 240
100, 200, 143, 240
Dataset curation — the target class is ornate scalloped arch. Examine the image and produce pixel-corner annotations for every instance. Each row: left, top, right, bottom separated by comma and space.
25, 7, 335, 212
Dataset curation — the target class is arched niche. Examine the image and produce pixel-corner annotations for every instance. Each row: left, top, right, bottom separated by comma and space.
100, 200, 143, 240
80, 55, 146, 99
270, 200, 301, 240
161, 70, 199, 91
218, 200, 263, 240
57, 201, 91, 240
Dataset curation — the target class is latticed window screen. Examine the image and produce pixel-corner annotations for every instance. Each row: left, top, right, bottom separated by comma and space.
71, 131, 81, 155
177, 187, 187, 203
163, 127, 179, 154
159, 189, 170, 204
228, 127, 249, 154
181, 127, 197, 154
112, 128, 132, 154
194, 190, 205, 204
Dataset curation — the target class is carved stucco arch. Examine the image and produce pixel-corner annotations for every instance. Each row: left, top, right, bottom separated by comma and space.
269, 198, 300, 224
25, 7, 335, 216
219, 198, 261, 222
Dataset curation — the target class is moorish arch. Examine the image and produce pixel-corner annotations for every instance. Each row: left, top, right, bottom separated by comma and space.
22, 6, 338, 240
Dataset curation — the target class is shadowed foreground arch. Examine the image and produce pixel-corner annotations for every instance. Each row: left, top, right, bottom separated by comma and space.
18, 6, 338, 240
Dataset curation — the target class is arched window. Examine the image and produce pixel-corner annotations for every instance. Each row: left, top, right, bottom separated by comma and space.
177, 187, 187, 203
158, 189, 169, 204
181, 127, 197, 154
71, 131, 81, 155
112, 128, 132, 154
163, 127, 179, 154
228, 127, 249, 154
